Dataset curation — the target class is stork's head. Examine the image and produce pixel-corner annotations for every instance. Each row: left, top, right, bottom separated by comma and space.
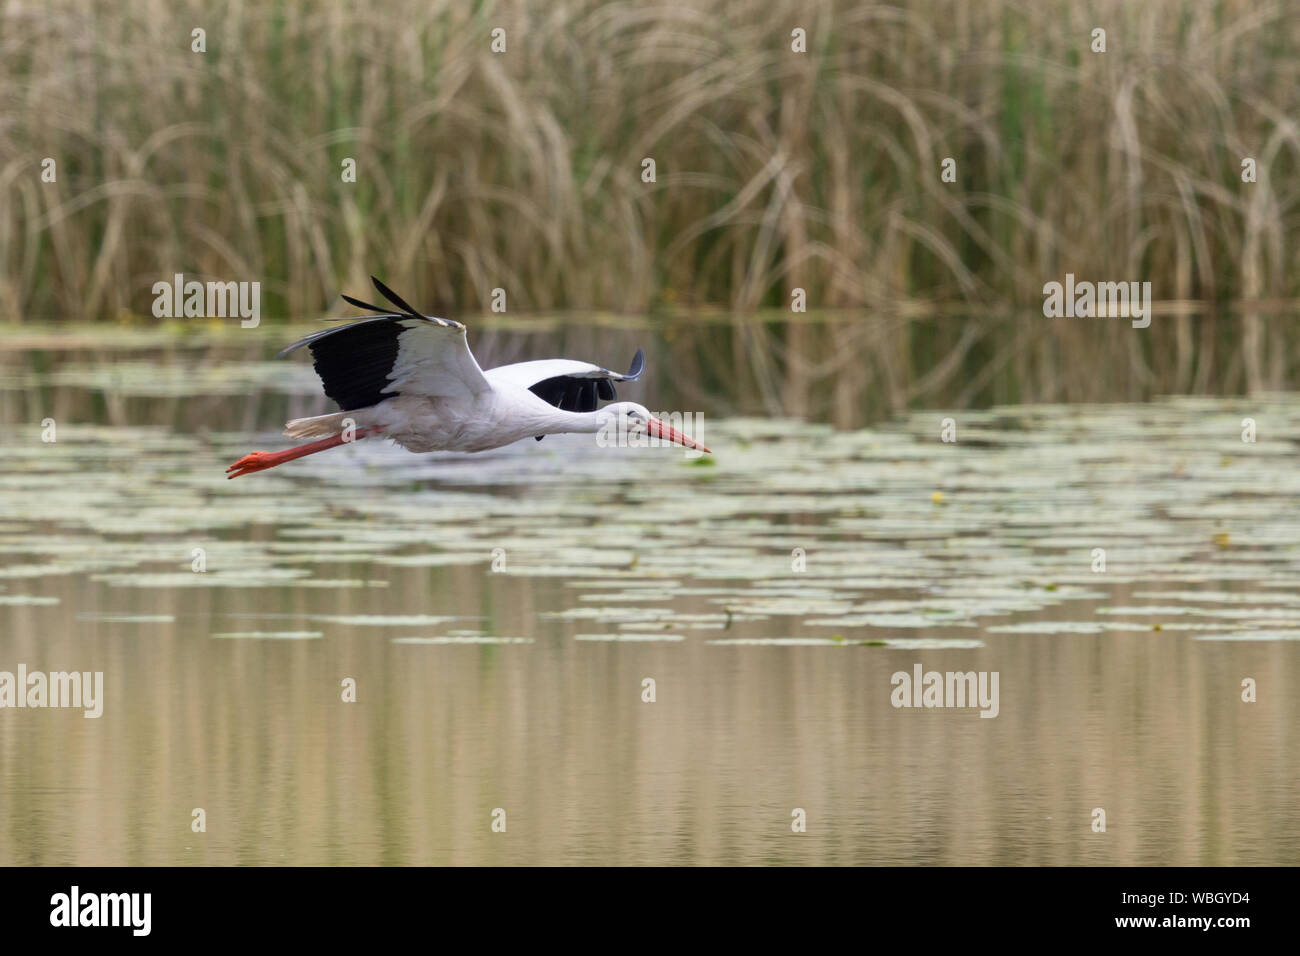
597, 402, 711, 454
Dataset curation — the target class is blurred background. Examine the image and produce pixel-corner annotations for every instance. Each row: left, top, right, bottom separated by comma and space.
0, 0, 1294, 315
1, 0, 1297, 406
1, 1, 1298, 866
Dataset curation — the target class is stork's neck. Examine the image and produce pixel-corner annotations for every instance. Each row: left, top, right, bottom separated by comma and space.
537, 408, 604, 435
506, 394, 605, 441
508, 392, 629, 444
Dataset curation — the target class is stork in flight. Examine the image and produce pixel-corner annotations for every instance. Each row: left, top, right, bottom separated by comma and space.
226, 277, 709, 478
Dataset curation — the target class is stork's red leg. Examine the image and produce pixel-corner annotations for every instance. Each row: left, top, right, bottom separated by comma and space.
226, 427, 382, 478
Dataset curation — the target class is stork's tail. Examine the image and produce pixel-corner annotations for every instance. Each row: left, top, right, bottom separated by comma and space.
284, 411, 351, 440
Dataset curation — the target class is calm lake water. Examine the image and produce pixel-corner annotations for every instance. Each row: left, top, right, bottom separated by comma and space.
0, 315, 1297, 865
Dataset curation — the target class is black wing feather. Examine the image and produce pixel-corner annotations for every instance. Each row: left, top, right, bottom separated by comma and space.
527, 349, 643, 413
281, 316, 408, 411
371, 276, 424, 318
341, 293, 396, 314
278, 281, 466, 412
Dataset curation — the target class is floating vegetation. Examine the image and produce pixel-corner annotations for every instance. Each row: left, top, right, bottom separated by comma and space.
1193, 631, 1300, 642
75, 613, 176, 623
2, 381, 1299, 654
375, 553, 490, 567
91, 570, 314, 589
1131, 591, 1300, 605
874, 638, 985, 649
575, 634, 686, 643
986, 622, 1115, 634
804, 613, 979, 628
306, 615, 466, 627
706, 637, 984, 649
708, 637, 850, 646
542, 607, 673, 623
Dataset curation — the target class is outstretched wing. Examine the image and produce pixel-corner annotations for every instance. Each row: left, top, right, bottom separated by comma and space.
278, 278, 490, 411
484, 349, 645, 413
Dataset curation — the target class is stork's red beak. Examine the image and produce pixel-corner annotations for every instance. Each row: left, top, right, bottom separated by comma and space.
647, 417, 711, 454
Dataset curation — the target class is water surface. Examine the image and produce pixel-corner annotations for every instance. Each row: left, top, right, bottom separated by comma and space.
0, 317, 1297, 864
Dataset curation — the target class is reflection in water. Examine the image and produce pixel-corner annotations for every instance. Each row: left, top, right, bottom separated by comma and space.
0, 315, 1297, 865
3, 309, 1295, 431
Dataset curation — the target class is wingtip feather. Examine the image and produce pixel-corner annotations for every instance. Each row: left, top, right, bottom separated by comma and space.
370, 276, 424, 319
342, 292, 397, 315
626, 347, 645, 380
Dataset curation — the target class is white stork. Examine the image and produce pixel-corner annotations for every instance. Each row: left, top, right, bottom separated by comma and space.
227, 277, 709, 478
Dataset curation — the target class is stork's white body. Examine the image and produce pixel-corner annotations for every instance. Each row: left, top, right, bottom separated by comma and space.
291, 389, 598, 454
367, 392, 550, 453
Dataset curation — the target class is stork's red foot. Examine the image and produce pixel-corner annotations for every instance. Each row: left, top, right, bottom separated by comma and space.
226, 451, 278, 478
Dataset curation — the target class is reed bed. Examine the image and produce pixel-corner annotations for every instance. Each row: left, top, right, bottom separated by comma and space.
0, 0, 1297, 322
